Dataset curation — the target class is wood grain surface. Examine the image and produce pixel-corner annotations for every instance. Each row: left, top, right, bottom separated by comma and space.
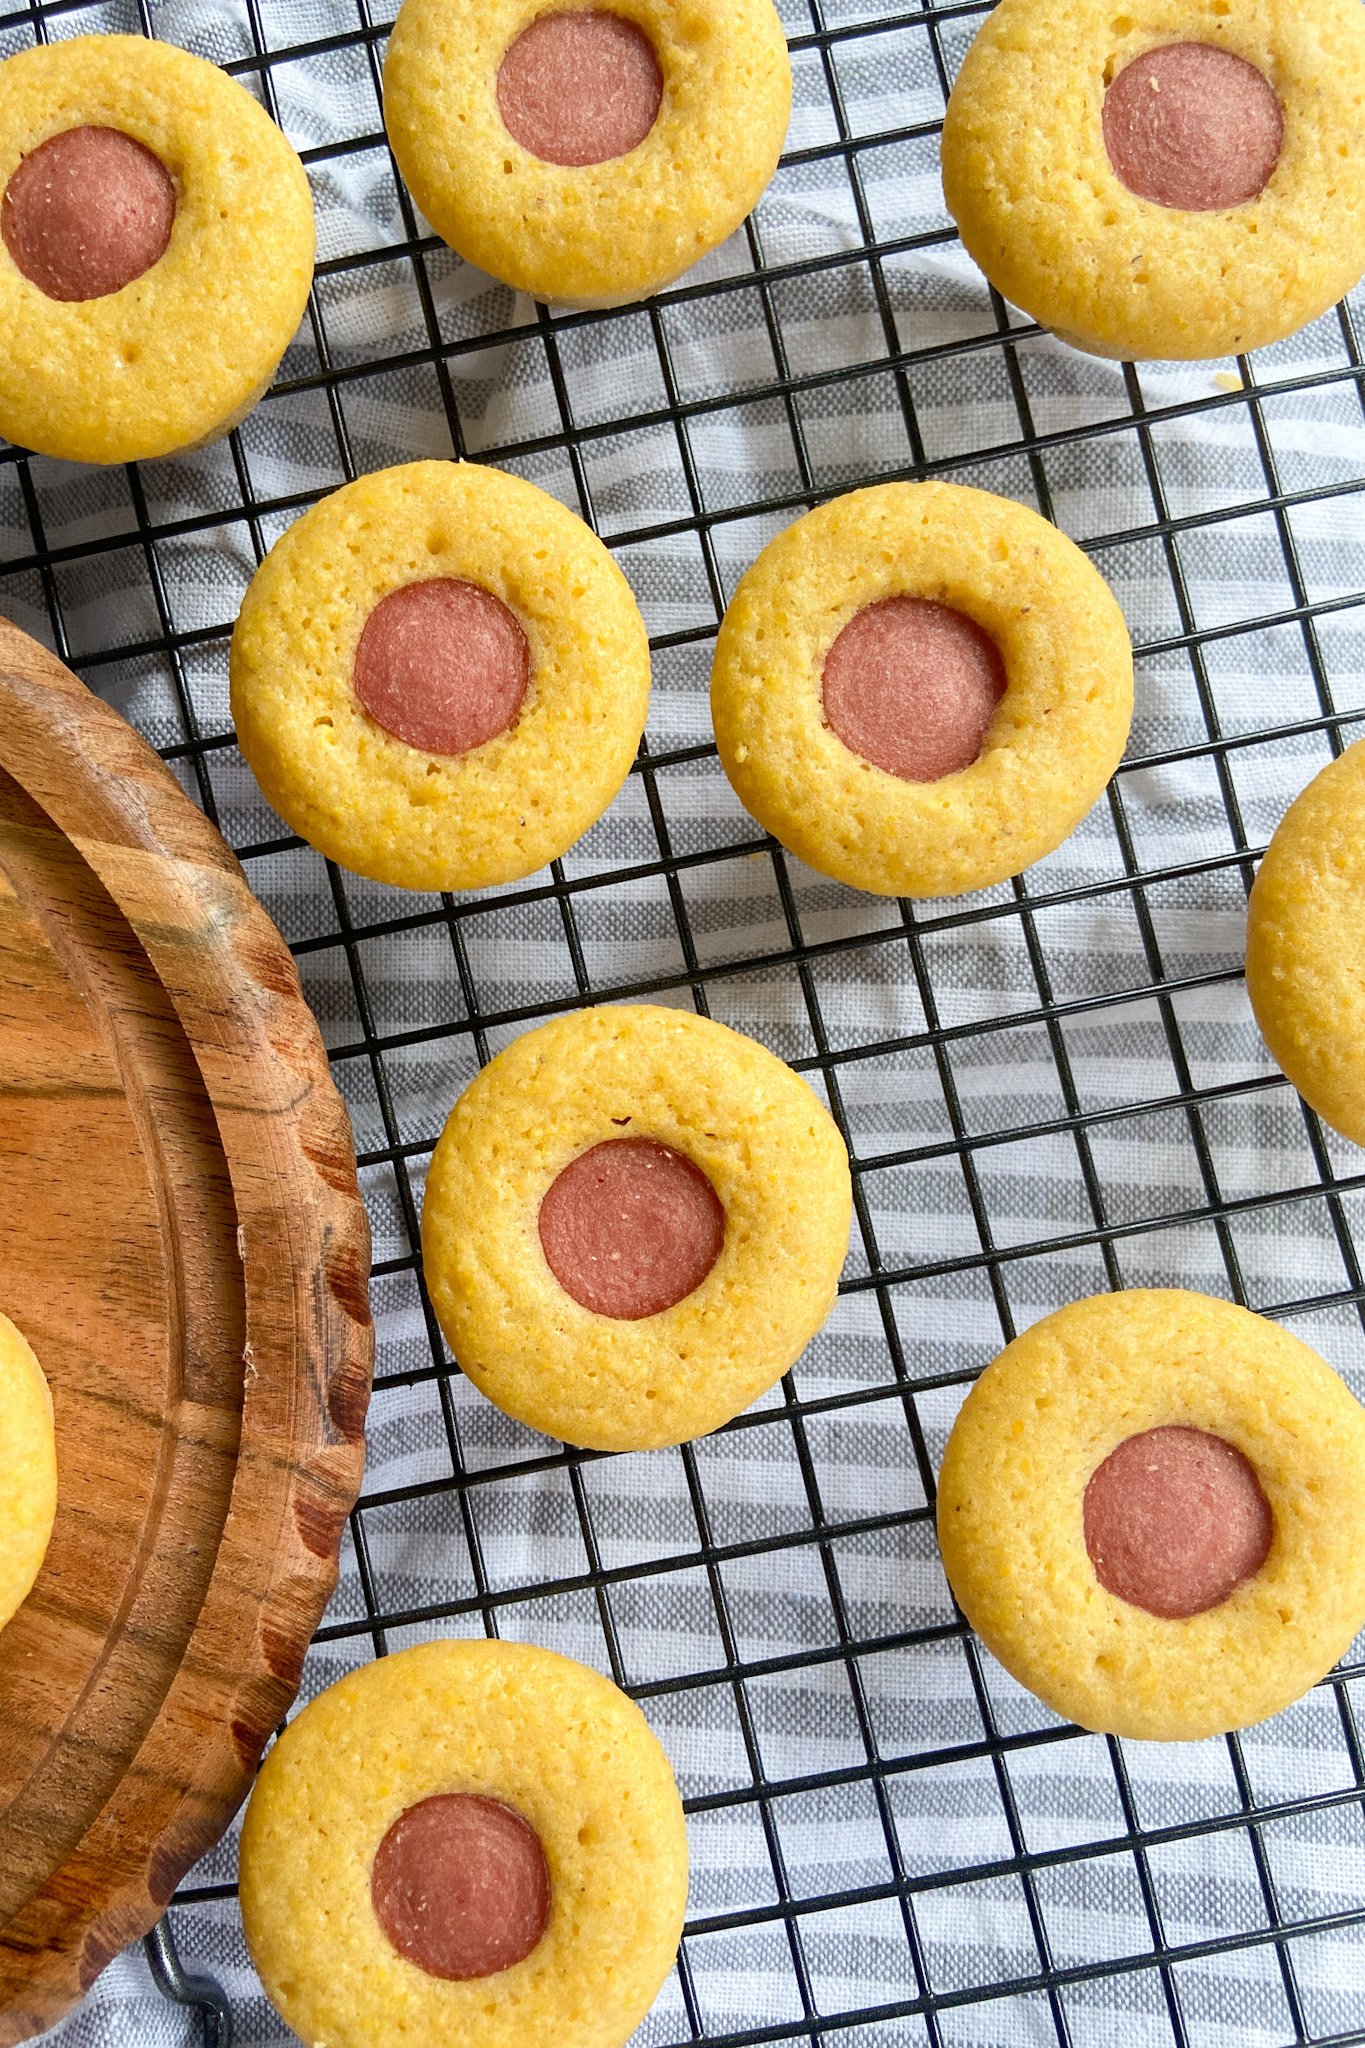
0, 618, 373, 2045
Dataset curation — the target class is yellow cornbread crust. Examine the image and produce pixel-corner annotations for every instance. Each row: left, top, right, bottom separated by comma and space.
940, 0, 1365, 363
937, 1289, 1365, 1742
1246, 738, 1365, 1148
382, 0, 791, 307
239, 1638, 688, 2048
0, 1309, 56, 1635
709, 481, 1133, 899
0, 35, 314, 464
421, 1003, 852, 1451
230, 461, 651, 893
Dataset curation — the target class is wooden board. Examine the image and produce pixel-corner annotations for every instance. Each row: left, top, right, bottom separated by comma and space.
0, 620, 373, 2045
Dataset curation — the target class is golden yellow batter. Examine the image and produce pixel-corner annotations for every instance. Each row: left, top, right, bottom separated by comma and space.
1247, 738, 1365, 1148
710, 481, 1133, 899
938, 1290, 1365, 1741
0, 34, 313, 463
239, 1638, 688, 2048
421, 1003, 852, 1450
230, 461, 651, 893
382, 0, 791, 306
941, 0, 1365, 361
0, 1309, 56, 1635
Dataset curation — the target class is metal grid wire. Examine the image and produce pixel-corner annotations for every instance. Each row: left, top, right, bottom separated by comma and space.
6, 0, 1365, 2042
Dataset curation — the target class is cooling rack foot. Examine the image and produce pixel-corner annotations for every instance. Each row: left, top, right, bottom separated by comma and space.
144, 1917, 233, 2048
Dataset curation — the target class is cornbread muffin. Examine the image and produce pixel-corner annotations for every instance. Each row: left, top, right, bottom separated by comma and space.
230, 461, 650, 892
382, 0, 791, 306
0, 34, 314, 464
710, 482, 1133, 899
421, 1003, 852, 1450
1246, 738, 1365, 1147
938, 1290, 1365, 1741
0, 1310, 56, 1634
941, 0, 1365, 362
239, 1638, 688, 2048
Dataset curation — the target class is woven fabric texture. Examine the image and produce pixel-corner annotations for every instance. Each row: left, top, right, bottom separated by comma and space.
4, 1, 1364, 2044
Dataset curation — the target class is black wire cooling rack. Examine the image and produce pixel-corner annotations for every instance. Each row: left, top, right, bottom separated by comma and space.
6, 1, 1365, 2043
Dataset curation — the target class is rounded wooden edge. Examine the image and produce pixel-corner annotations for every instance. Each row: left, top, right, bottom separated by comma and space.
0, 618, 373, 2041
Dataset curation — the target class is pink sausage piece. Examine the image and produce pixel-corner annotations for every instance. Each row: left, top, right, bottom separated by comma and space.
497, 12, 663, 169
1102, 43, 1283, 213
2, 125, 176, 303
539, 1136, 725, 1321
370, 1793, 550, 1981
1083, 1424, 1273, 1620
353, 578, 529, 758
821, 596, 1007, 783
